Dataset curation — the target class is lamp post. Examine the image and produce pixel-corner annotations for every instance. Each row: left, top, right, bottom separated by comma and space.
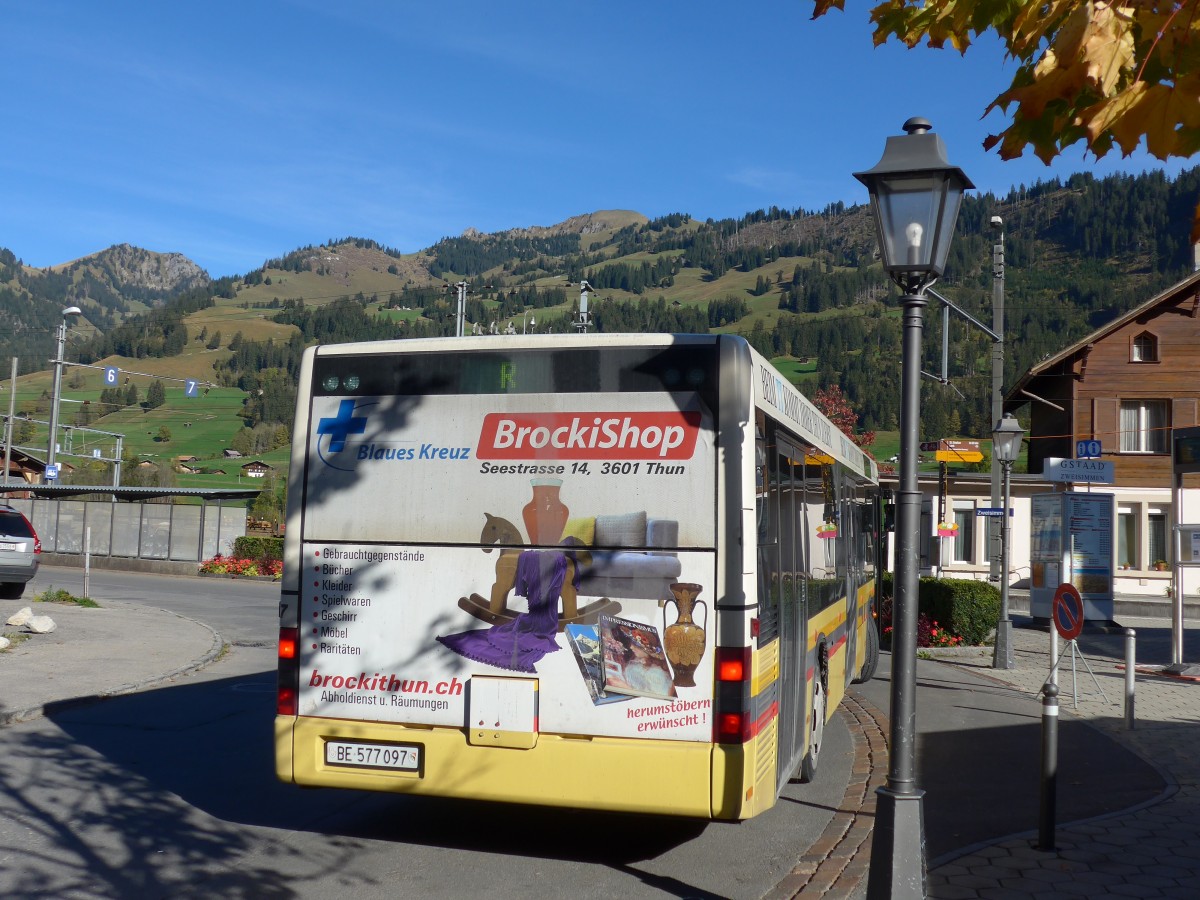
46, 306, 83, 478
855, 118, 972, 900
992, 413, 1024, 669
989, 217, 1006, 586
523, 310, 536, 334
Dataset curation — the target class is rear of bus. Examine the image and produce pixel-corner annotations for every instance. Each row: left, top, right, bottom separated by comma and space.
275, 334, 774, 819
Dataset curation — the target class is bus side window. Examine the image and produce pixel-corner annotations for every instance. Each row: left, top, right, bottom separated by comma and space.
756, 422, 781, 644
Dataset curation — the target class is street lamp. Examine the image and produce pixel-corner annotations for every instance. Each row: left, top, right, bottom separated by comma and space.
992, 412, 1024, 670
46, 306, 83, 479
855, 117, 972, 900
523, 311, 536, 334
989, 216, 1006, 586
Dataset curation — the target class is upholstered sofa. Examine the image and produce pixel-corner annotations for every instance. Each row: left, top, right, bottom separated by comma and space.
565, 511, 682, 603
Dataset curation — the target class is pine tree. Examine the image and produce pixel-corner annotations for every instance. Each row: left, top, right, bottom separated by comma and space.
146, 379, 166, 409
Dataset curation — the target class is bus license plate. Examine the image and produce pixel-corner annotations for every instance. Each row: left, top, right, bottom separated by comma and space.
325, 740, 421, 772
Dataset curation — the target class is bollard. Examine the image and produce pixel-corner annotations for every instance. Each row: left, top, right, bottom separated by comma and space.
84, 525, 92, 601
1049, 628, 1059, 687
1124, 628, 1136, 729
1038, 682, 1059, 851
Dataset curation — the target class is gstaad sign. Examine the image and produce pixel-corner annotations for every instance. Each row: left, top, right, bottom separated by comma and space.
1043, 457, 1115, 483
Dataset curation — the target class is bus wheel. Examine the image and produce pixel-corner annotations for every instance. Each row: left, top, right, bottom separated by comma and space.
853, 616, 880, 684
798, 672, 826, 783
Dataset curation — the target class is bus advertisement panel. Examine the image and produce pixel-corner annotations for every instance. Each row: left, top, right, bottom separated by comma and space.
298, 389, 718, 742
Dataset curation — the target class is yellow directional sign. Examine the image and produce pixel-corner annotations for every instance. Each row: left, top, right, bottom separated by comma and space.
936, 439, 983, 463
936, 449, 984, 463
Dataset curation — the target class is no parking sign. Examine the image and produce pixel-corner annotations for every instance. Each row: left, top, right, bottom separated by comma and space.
1052, 583, 1085, 641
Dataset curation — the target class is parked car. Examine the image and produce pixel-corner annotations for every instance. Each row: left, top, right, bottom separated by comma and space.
0, 505, 41, 599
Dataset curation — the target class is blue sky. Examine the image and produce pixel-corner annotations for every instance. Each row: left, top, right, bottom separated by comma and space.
2, 1, 1189, 278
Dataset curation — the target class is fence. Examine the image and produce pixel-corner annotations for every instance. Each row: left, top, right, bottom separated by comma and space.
6, 498, 246, 563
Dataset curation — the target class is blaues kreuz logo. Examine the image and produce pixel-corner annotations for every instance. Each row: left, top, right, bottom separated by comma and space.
316, 399, 372, 471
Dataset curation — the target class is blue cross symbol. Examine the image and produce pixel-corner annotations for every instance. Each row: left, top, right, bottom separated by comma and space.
317, 400, 368, 452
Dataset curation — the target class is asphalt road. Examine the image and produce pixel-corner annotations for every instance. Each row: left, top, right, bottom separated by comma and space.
2, 565, 856, 899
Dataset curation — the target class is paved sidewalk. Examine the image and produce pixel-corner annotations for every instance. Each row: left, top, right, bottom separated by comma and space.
6, 588, 1197, 898
928, 617, 1200, 898
0, 598, 223, 725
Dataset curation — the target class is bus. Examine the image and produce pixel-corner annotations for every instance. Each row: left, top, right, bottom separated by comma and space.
275, 333, 881, 820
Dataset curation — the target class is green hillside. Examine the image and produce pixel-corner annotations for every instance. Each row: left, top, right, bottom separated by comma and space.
6, 168, 1200, 494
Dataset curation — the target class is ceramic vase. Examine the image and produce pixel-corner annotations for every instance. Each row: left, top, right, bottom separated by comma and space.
663, 582, 707, 687
522, 478, 569, 545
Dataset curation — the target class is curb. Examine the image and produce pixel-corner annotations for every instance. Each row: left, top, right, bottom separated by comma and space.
0, 607, 227, 727
196, 572, 280, 582
765, 688, 888, 900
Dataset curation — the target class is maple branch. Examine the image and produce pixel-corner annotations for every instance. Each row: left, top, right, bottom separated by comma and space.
1135, 1, 1184, 85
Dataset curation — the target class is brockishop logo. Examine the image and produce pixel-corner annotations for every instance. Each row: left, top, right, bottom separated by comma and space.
477, 411, 701, 460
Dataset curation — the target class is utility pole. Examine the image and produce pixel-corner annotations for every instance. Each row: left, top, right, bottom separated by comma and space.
989, 217, 1005, 585
46, 306, 83, 479
452, 281, 468, 338
113, 435, 123, 489
3, 357, 16, 484
574, 280, 594, 333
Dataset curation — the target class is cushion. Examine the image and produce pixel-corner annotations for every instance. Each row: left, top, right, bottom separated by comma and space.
561, 517, 595, 546
646, 518, 678, 550
594, 511, 647, 548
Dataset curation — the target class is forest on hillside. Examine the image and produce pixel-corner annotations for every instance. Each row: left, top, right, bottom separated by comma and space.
17, 165, 1200, 449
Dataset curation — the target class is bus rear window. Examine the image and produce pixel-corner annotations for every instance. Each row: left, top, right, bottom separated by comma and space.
313, 345, 718, 406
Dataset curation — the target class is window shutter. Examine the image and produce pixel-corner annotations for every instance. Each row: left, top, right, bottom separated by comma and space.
1173, 398, 1198, 430
1093, 398, 1118, 445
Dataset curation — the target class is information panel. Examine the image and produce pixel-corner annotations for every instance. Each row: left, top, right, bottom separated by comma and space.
1029, 492, 1114, 622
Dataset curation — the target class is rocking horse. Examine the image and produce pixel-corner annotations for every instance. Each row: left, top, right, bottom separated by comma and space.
457, 513, 620, 632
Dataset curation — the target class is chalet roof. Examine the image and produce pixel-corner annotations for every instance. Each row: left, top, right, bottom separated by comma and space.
1007, 268, 1200, 406
240, 460, 272, 469
2, 449, 75, 476
1, 447, 48, 474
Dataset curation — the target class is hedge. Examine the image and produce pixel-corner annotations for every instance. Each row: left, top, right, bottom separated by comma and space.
879, 573, 1001, 646
233, 535, 283, 563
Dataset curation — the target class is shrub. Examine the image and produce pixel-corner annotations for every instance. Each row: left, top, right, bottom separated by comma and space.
877, 576, 1000, 647
233, 535, 283, 564
920, 577, 1001, 646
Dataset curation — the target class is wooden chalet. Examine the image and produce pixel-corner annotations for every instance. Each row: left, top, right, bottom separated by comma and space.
1007, 268, 1200, 577
1007, 268, 1200, 489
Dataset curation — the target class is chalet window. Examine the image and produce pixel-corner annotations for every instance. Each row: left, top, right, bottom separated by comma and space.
1117, 503, 1172, 570
1117, 508, 1136, 568
1119, 399, 1169, 453
951, 505, 975, 563
1149, 510, 1169, 566
1131, 332, 1158, 362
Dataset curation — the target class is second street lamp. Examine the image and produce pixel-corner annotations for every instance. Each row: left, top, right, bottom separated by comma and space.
992, 413, 1025, 670
855, 118, 973, 900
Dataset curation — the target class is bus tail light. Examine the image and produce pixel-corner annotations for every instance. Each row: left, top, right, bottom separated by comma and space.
717, 646, 750, 682
278, 627, 297, 660
277, 627, 299, 716
714, 646, 752, 744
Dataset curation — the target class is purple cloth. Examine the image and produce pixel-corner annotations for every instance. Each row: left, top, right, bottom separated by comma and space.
438, 550, 573, 673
